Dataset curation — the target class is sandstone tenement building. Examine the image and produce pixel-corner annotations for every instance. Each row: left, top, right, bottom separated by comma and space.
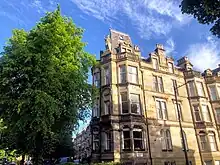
73, 29, 220, 165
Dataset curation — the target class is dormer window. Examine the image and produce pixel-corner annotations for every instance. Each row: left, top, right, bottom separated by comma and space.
168, 62, 174, 73
152, 58, 159, 70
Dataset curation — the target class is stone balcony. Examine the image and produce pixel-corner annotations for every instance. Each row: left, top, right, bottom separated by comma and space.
195, 121, 214, 129
184, 70, 201, 78
205, 76, 220, 83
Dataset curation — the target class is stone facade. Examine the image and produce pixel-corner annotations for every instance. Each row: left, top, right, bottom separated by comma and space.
73, 29, 220, 165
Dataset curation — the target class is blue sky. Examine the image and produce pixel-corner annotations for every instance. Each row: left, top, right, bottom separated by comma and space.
1, 0, 220, 134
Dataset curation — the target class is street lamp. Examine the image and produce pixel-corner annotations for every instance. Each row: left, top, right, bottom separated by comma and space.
174, 83, 189, 165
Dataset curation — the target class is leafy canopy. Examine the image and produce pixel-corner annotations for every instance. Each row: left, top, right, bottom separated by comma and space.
180, 0, 220, 37
0, 6, 95, 162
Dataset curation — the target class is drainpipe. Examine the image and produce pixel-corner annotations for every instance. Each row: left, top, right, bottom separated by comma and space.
141, 70, 152, 165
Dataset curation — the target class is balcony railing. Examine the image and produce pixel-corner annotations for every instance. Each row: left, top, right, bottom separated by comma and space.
116, 52, 139, 62
195, 121, 214, 128
205, 76, 220, 83
184, 70, 201, 78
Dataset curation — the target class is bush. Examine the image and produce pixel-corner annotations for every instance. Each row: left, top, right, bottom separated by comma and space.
64, 163, 75, 165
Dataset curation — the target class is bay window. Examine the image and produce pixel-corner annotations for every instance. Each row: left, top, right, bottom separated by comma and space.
201, 105, 211, 122
104, 66, 110, 85
121, 92, 129, 113
130, 94, 140, 114
174, 102, 183, 121
197, 82, 205, 97
188, 81, 196, 97
193, 105, 202, 121
128, 66, 138, 84
123, 128, 131, 150
199, 132, 208, 151
209, 86, 218, 101
216, 108, 220, 124
119, 65, 126, 83
209, 132, 217, 151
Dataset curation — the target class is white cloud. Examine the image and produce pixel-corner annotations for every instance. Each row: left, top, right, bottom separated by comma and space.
165, 38, 175, 55
185, 36, 220, 71
71, 0, 191, 39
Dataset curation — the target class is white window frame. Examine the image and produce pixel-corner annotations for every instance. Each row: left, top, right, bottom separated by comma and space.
193, 105, 202, 122
201, 105, 211, 122
209, 132, 217, 151
199, 132, 208, 151
94, 72, 100, 87
188, 81, 196, 97
104, 66, 110, 85
153, 76, 164, 92
122, 128, 131, 150
174, 102, 183, 121
216, 108, 220, 124
130, 94, 141, 114
128, 66, 138, 84
119, 65, 126, 83
196, 81, 205, 97
168, 62, 174, 73
156, 99, 168, 120
120, 92, 129, 114
209, 86, 218, 101
133, 128, 144, 151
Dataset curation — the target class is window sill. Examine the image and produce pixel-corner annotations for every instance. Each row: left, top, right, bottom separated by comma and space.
162, 149, 173, 152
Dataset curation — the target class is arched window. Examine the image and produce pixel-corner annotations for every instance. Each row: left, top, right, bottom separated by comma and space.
208, 132, 217, 151
161, 129, 172, 151
181, 131, 188, 151
199, 131, 207, 151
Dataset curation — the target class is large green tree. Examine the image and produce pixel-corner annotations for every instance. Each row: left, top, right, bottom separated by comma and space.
0, 6, 95, 165
180, 0, 220, 37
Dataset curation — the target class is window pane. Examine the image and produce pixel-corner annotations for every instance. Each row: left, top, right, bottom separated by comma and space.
172, 80, 178, 95
188, 81, 196, 97
160, 130, 167, 150
193, 105, 201, 121
215, 161, 220, 165
175, 103, 183, 121
94, 72, 100, 87
131, 94, 140, 114
200, 134, 207, 151
153, 76, 158, 91
134, 139, 143, 150
123, 130, 131, 149
156, 100, 163, 119
209, 133, 217, 151
202, 105, 211, 122
216, 108, 220, 124
204, 161, 212, 165
120, 65, 126, 83
128, 66, 138, 83
181, 131, 188, 151
166, 130, 172, 150
168, 62, 174, 73
210, 86, 217, 101
133, 131, 142, 139
161, 101, 168, 120
158, 77, 164, 92
121, 93, 129, 113
197, 82, 205, 96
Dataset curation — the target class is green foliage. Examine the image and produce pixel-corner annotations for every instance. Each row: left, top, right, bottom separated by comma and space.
0, 6, 95, 165
180, 0, 220, 37
63, 163, 75, 165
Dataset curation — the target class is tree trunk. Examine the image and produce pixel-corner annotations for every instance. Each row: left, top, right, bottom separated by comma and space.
20, 155, 25, 165
32, 154, 43, 165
